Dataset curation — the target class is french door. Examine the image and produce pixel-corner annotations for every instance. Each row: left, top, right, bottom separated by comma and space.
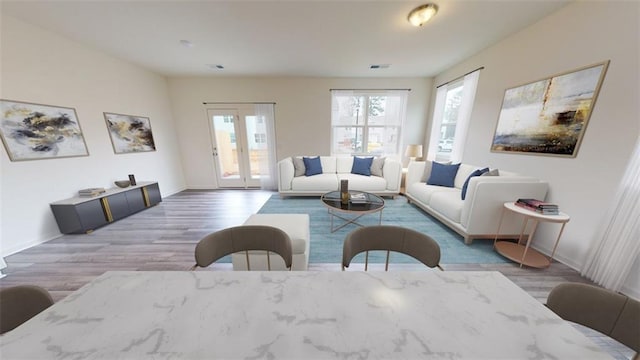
207, 107, 265, 188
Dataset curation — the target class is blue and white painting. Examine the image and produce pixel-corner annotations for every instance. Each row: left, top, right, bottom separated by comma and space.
491, 61, 608, 157
0, 99, 89, 161
104, 112, 156, 154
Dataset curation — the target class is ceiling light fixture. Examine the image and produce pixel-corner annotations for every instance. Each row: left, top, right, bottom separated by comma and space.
408, 3, 438, 27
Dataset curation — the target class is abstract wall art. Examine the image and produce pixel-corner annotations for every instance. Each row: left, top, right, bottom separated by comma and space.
491, 61, 609, 157
104, 112, 156, 154
0, 99, 89, 161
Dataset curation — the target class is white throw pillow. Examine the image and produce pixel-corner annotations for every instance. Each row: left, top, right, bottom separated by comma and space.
292, 157, 306, 177
370, 157, 385, 177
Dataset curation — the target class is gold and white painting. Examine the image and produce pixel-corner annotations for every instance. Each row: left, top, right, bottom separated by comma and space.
104, 112, 156, 154
491, 61, 609, 157
0, 99, 89, 161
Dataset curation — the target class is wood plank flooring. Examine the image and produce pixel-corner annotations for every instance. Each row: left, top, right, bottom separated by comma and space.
0, 189, 634, 359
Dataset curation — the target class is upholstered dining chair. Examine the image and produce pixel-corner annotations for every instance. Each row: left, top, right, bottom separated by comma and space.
0, 285, 54, 334
547, 282, 640, 360
342, 225, 443, 271
191, 225, 293, 271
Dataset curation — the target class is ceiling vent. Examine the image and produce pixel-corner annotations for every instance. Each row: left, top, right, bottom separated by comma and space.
370, 64, 390, 69
179, 40, 194, 48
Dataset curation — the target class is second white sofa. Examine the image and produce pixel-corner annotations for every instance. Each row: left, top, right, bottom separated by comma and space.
405, 161, 549, 244
277, 156, 402, 197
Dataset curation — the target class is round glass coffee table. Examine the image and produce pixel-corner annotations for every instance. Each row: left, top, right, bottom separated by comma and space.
320, 191, 385, 233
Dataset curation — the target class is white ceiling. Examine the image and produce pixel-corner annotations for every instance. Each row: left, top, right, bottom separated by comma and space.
1, 0, 570, 78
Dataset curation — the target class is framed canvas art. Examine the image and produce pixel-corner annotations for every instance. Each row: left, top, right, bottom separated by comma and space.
490, 61, 609, 157
104, 112, 156, 154
0, 99, 89, 161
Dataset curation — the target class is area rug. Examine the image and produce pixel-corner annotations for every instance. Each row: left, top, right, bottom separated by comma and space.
257, 194, 509, 264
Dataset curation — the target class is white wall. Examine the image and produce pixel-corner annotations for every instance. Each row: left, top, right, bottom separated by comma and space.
168, 77, 432, 188
0, 16, 187, 256
428, 1, 639, 297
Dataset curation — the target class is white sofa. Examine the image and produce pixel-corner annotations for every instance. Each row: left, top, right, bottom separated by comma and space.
404, 161, 548, 244
277, 156, 402, 197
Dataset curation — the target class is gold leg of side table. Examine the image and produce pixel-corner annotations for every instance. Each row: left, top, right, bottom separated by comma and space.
520, 220, 539, 268
517, 216, 530, 246
549, 222, 567, 262
493, 207, 507, 248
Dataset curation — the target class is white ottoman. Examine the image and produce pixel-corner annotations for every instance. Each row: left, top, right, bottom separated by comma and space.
231, 214, 310, 271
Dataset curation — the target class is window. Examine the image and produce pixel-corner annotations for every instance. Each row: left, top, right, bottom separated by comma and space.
437, 80, 463, 154
427, 70, 481, 163
331, 90, 408, 157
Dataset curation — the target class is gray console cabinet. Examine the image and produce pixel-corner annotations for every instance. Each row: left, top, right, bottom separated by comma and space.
50, 181, 161, 234
125, 188, 146, 213
107, 192, 131, 221
145, 183, 162, 206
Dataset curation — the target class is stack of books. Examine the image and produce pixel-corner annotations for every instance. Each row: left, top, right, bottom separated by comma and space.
515, 198, 559, 215
350, 192, 368, 204
78, 188, 106, 197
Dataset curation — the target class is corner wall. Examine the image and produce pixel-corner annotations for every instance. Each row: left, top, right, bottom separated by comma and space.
429, 1, 639, 297
0, 15, 187, 256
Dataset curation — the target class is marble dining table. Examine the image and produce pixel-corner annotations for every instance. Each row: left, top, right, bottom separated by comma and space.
0, 270, 611, 359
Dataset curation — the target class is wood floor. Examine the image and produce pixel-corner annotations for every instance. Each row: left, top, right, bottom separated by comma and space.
0, 189, 634, 359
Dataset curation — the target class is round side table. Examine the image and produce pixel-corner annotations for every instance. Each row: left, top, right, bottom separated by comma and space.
493, 202, 570, 268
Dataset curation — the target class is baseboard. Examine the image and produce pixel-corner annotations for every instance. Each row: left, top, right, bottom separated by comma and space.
182, 185, 217, 190
532, 243, 640, 300
163, 186, 189, 195
530, 243, 582, 272
2, 185, 187, 259
2, 232, 62, 257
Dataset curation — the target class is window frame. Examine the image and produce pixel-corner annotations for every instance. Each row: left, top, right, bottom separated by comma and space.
331, 91, 406, 157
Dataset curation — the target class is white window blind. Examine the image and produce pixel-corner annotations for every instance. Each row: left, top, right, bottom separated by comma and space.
427, 70, 481, 163
331, 90, 408, 158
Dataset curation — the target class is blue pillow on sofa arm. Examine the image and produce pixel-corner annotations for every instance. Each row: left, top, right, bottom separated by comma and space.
426, 162, 461, 187
351, 156, 374, 176
303, 156, 323, 176
461, 167, 490, 200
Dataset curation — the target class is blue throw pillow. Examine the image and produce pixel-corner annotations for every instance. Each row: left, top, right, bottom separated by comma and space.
461, 167, 490, 200
427, 162, 461, 187
351, 156, 373, 176
303, 156, 323, 176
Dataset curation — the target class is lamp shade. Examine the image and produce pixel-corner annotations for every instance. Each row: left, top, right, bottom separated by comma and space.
408, 3, 439, 27
405, 144, 423, 158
